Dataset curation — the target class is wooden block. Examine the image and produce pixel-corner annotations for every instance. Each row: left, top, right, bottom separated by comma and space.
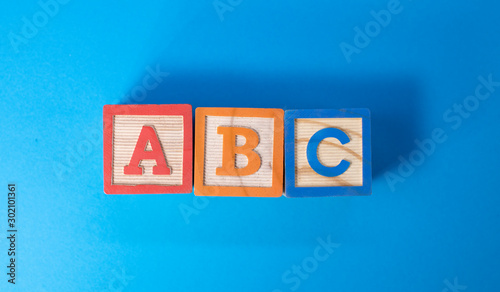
284, 109, 371, 197
194, 108, 284, 197
103, 104, 192, 194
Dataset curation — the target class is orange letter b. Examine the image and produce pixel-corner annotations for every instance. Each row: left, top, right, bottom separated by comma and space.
216, 126, 261, 176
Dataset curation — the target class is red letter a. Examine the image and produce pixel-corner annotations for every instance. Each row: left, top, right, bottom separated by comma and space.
123, 126, 171, 175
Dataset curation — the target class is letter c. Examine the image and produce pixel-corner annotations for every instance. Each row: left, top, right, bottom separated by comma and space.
306, 128, 351, 177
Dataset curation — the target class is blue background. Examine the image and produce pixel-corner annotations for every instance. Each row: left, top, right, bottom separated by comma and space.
1, 0, 499, 291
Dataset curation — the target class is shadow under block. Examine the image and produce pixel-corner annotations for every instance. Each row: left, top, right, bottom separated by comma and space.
284, 109, 372, 197
103, 104, 192, 194
194, 108, 284, 197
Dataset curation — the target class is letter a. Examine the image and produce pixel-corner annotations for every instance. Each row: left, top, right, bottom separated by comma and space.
124, 126, 171, 175
216, 126, 261, 176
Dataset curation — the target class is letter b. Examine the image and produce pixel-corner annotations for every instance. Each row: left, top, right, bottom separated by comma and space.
370, 9, 391, 27
38, 0, 60, 17
216, 126, 261, 176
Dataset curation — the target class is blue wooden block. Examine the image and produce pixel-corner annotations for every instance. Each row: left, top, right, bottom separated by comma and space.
284, 109, 372, 197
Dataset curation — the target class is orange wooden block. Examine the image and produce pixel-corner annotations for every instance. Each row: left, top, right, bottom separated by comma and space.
194, 108, 284, 197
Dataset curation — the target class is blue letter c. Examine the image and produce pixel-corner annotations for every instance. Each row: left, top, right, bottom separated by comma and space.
306, 128, 351, 177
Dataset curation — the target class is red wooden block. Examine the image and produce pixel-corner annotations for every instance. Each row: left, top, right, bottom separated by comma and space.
103, 104, 192, 194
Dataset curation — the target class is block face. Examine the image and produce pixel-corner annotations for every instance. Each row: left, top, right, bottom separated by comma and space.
112, 115, 184, 186
295, 118, 363, 187
194, 108, 284, 197
103, 104, 192, 194
204, 116, 274, 188
285, 109, 371, 197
